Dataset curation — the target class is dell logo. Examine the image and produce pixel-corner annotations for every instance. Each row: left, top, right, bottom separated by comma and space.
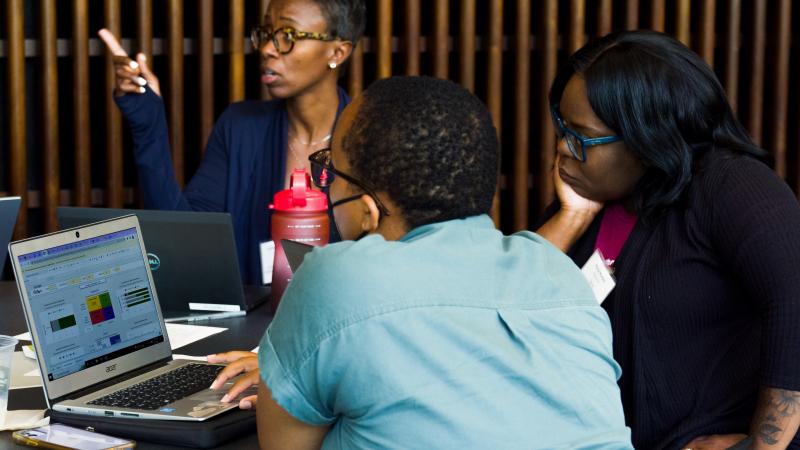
147, 253, 161, 271
106, 364, 116, 373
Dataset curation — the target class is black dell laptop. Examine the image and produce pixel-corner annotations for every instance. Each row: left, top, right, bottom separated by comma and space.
57, 207, 269, 318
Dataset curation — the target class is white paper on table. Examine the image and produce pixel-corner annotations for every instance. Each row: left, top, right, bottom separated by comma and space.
165, 323, 226, 350
10, 352, 42, 389
13, 332, 30, 342
0, 409, 49, 431
14, 324, 225, 353
260, 240, 275, 285
251, 346, 259, 353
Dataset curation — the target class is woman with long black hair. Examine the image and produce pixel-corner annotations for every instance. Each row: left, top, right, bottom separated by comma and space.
538, 30, 800, 449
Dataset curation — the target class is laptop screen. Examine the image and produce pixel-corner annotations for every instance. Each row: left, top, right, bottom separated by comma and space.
16, 226, 164, 382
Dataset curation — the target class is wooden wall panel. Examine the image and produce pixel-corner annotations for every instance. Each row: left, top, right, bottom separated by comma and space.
229, 0, 245, 103
73, 0, 92, 207
104, 0, 124, 208
487, 0, 503, 226
676, 0, 691, 46
651, 0, 665, 32
376, 0, 392, 79
537, 0, 558, 220
137, 0, 153, 59
513, 0, 531, 231
699, 0, 715, 67
432, 0, 449, 79
167, 0, 185, 186
404, 0, 421, 75
569, 0, 585, 53
772, 0, 791, 178
458, 0, 476, 92
41, 0, 60, 232
6, 0, 800, 237
198, 0, 214, 154
598, 0, 612, 36
724, 0, 742, 113
748, 0, 766, 146
625, 0, 639, 30
348, 42, 364, 96
6, 0, 27, 237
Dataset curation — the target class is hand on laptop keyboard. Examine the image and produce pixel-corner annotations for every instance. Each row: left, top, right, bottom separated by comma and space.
207, 351, 259, 409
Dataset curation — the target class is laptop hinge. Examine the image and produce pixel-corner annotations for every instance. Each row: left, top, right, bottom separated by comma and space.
51, 357, 173, 404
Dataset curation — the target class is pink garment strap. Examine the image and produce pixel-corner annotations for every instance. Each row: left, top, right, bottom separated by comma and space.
594, 202, 638, 267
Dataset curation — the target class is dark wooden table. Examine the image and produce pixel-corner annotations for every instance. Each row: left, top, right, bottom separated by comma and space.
0, 281, 272, 449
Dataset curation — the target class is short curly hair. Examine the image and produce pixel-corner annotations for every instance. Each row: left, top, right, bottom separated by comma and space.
342, 76, 499, 229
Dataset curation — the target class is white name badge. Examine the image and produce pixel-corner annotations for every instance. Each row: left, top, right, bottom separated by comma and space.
581, 249, 616, 304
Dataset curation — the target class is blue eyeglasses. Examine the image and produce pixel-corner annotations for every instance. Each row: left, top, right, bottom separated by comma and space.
550, 105, 622, 162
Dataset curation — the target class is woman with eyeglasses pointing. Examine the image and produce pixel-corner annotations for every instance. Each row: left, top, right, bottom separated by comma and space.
99, 0, 365, 286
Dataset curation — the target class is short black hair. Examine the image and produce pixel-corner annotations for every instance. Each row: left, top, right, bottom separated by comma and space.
549, 30, 768, 218
342, 76, 499, 229
312, 0, 366, 44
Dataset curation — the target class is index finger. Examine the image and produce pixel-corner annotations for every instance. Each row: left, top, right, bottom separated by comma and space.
98, 28, 128, 57
207, 351, 255, 364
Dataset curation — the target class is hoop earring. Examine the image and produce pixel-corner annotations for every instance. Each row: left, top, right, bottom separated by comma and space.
328, 62, 337, 70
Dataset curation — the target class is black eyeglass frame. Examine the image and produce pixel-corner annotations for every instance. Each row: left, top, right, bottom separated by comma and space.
550, 104, 622, 162
250, 26, 338, 55
308, 148, 392, 217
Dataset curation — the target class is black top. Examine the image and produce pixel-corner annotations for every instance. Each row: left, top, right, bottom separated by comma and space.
540, 149, 800, 449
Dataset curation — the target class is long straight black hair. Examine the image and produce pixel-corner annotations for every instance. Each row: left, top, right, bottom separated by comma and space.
549, 30, 769, 218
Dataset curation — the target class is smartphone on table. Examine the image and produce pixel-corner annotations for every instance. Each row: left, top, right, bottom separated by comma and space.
12, 423, 135, 449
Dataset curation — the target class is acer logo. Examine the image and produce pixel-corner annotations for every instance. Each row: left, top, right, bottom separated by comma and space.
106, 364, 117, 373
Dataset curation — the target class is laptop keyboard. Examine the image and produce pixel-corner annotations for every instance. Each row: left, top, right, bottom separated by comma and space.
88, 363, 224, 411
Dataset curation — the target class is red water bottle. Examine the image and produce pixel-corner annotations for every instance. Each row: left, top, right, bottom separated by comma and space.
269, 169, 329, 310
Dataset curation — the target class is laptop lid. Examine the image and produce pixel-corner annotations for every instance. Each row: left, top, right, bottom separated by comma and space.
56, 208, 251, 314
0, 197, 21, 276
9, 215, 172, 403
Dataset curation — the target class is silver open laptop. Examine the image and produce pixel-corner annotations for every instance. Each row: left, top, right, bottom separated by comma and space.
9, 215, 243, 421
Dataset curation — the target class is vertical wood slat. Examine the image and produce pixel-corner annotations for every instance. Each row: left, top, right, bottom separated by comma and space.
229, 0, 245, 102
748, 0, 766, 146
699, 0, 715, 67
487, 0, 503, 135
724, 0, 741, 112
598, 0, 613, 37
259, 0, 272, 101
104, 0, 124, 208
348, 42, 364, 96
487, 0, 503, 226
376, 0, 392, 79
569, 0, 585, 53
136, 0, 152, 208
537, 0, 558, 216
432, 0, 449, 79
625, 0, 639, 30
651, 0, 665, 32
458, 0, 476, 92
404, 0, 420, 75
7, 0, 27, 237
167, 0, 185, 186
41, 0, 60, 232
513, 0, 531, 231
73, 0, 92, 207
772, 0, 791, 178
199, 0, 214, 154
136, 0, 152, 60
676, 0, 691, 46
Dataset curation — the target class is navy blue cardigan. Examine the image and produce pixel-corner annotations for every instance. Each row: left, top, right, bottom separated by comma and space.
116, 86, 349, 284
